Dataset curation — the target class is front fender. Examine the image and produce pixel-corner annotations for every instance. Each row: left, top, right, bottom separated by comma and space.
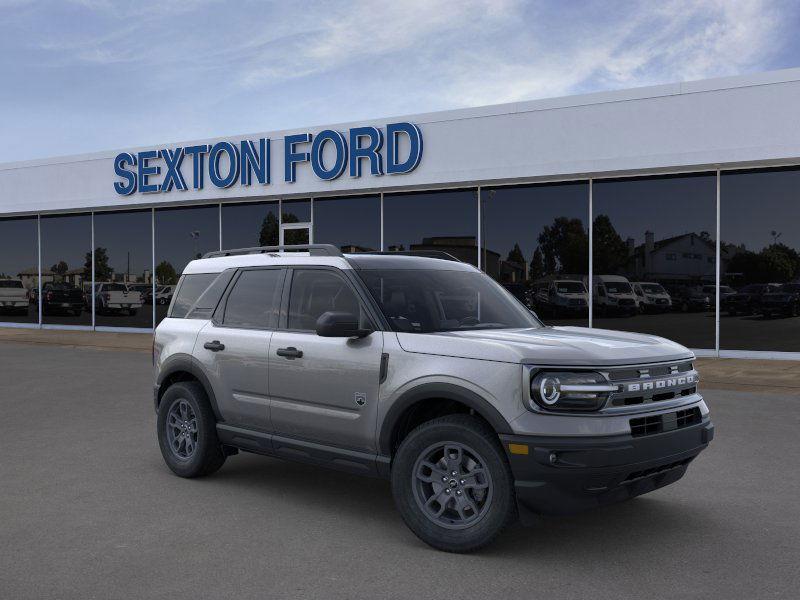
377, 382, 513, 456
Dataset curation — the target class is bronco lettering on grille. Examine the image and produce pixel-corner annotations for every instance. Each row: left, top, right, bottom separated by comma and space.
626, 374, 696, 392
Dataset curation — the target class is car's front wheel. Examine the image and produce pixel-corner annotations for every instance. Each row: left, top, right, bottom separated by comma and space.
391, 414, 516, 553
157, 381, 225, 478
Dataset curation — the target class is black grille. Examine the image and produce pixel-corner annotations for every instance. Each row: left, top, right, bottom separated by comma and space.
609, 361, 693, 382
630, 407, 702, 437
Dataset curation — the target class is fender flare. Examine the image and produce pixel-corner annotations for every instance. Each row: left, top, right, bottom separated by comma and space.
378, 382, 513, 456
156, 354, 223, 421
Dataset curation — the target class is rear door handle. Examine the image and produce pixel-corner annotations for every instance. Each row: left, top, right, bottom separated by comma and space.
276, 346, 303, 359
203, 340, 225, 352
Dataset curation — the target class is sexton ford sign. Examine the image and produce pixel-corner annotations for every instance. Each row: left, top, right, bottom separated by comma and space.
112, 122, 423, 196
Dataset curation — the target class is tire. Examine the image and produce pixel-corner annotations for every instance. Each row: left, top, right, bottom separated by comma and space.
391, 414, 516, 553
157, 381, 226, 478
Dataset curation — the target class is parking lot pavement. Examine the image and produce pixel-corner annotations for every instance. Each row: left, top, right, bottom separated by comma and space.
1, 343, 798, 600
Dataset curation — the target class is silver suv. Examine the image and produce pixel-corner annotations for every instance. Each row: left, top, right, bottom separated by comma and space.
153, 244, 713, 552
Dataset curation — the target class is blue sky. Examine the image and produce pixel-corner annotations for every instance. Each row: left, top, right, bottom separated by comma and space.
1, 0, 799, 162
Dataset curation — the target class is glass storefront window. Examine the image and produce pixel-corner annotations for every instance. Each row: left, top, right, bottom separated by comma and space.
93, 210, 153, 329
155, 205, 219, 324
282, 199, 311, 223
221, 201, 279, 249
383, 189, 478, 266
40, 213, 92, 326
481, 182, 589, 326
313, 195, 380, 252
721, 168, 800, 352
0, 217, 39, 324
592, 174, 717, 349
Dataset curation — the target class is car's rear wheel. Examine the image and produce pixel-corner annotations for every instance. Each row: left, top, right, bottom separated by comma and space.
157, 381, 225, 478
391, 414, 516, 553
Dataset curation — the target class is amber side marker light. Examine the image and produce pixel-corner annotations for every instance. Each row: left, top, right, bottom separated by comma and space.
508, 443, 529, 455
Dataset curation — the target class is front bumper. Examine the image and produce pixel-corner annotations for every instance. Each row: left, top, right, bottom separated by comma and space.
500, 417, 713, 519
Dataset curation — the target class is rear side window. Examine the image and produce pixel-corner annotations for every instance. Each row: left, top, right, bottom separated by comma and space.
222, 269, 283, 329
170, 273, 218, 318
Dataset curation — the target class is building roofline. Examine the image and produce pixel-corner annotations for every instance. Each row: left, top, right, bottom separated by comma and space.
3, 67, 800, 171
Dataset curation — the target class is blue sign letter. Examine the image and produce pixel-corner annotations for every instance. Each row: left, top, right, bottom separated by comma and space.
113, 152, 137, 195
159, 148, 187, 192
311, 130, 347, 181
209, 142, 240, 188
386, 122, 423, 175
349, 127, 383, 177
137, 150, 161, 193
240, 139, 270, 186
183, 145, 210, 190
284, 133, 311, 183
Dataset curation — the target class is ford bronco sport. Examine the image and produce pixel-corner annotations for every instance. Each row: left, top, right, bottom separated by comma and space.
153, 244, 713, 552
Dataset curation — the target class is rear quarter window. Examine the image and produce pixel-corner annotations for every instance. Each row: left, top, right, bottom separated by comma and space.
169, 273, 219, 318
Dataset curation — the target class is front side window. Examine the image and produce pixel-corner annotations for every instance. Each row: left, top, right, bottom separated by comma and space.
287, 269, 365, 331
223, 269, 283, 329
357, 269, 541, 333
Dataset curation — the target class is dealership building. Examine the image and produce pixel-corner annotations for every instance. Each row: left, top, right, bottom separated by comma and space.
1, 68, 800, 359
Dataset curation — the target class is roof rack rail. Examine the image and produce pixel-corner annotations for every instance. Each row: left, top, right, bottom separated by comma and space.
202, 244, 344, 259
359, 250, 462, 262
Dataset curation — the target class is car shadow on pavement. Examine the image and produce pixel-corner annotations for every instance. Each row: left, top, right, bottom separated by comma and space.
169, 452, 722, 558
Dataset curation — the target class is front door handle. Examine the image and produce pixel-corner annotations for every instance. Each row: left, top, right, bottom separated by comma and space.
276, 346, 303, 359
203, 340, 225, 352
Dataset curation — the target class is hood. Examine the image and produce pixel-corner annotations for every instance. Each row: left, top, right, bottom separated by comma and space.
396, 326, 693, 366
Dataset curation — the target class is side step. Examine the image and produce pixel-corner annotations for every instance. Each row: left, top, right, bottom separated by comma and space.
216, 423, 388, 479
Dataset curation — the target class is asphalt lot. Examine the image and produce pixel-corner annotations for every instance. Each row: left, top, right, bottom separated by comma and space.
1, 343, 799, 600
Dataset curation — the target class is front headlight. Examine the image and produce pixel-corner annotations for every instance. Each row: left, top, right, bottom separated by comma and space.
529, 371, 617, 412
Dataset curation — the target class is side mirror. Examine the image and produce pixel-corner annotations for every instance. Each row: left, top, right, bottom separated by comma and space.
315, 311, 373, 338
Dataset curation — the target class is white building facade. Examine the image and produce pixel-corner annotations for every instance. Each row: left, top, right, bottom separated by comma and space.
1, 68, 800, 358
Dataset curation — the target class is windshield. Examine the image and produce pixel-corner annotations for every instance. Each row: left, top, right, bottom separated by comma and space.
605, 282, 632, 294
640, 283, 665, 294
357, 269, 542, 333
555, 281, 585, 294
0, 280, 23, 288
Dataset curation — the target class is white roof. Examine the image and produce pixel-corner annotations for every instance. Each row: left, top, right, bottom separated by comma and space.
183, 252, 353, 274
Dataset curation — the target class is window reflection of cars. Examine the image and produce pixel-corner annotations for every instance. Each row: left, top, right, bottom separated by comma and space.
759, 283, 800, 318
155, 285, 175, 305
534, 280, 588, 317
0, 279, 30, 314
41, 282, 84, 316
670, 286, 711, 313
632, 282, 672, 313
591, 275, 637, 317
703, 285, 736, 303
93, 282, 143, 316
722, 283, 781, 316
